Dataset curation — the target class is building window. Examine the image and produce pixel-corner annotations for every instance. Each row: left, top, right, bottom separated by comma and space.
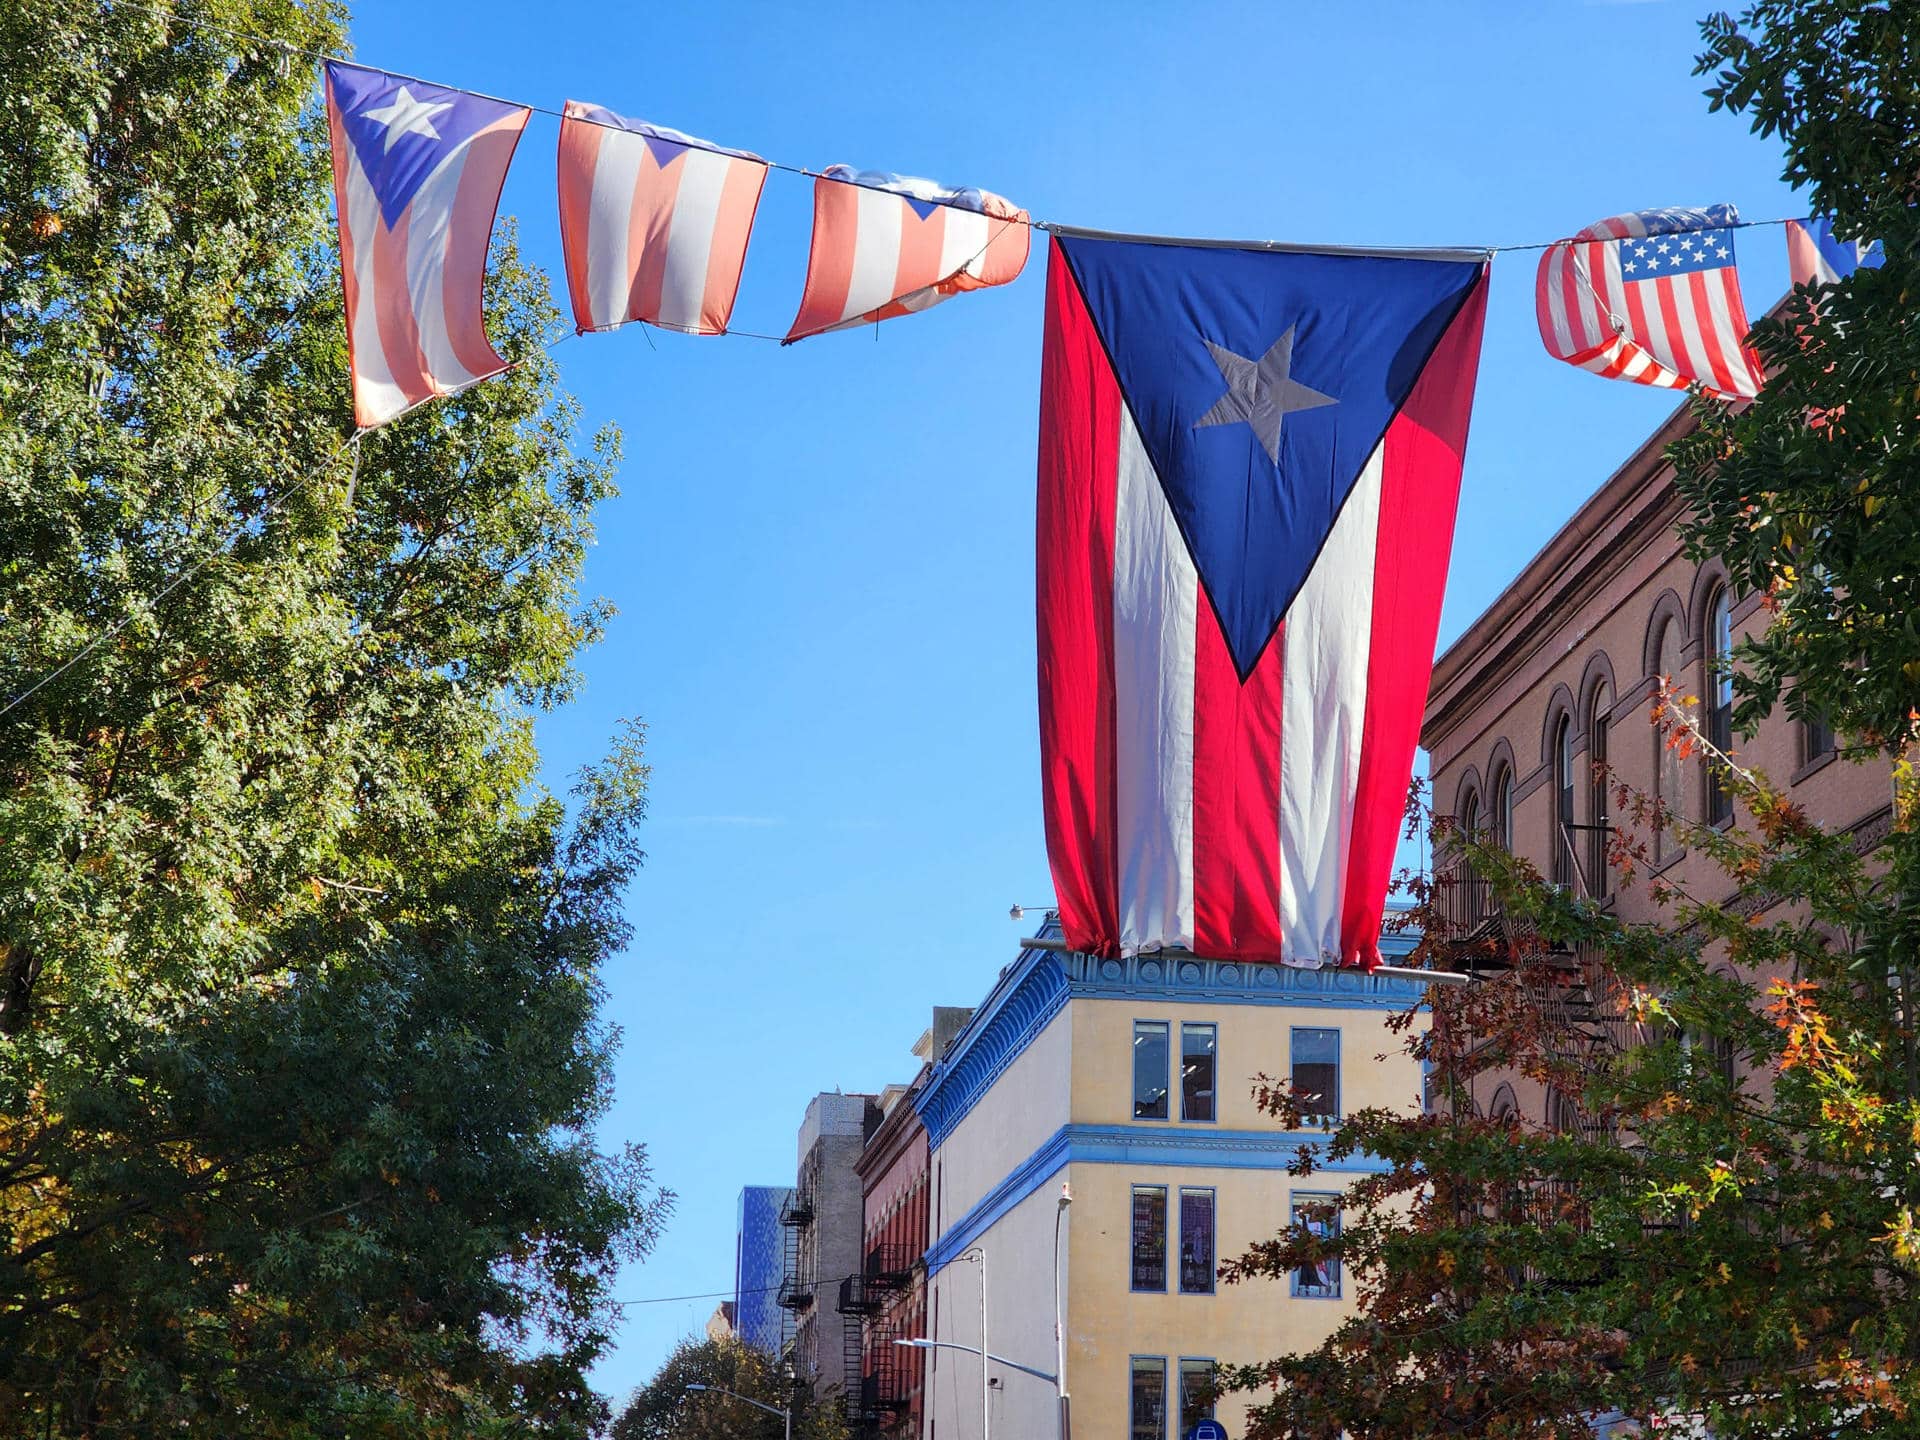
1491, 764, 1513, 851
1291, 1027, 1339, 1122
1706, 587, 1734, 826
1290, 1194, 1342, 1299
1805, 717, 1836, 766
1181, 1023, 1217, 1122
1130, 1357, 1167, 1440
1178, 1359, 1217, 1431
1179, 1188, 1216, 1294
1130, 1185, 1168, 1292
1551, 713, 1574, 887
1133, 1020, 1170, 1121
1654, 618, 1686, 859
1588, 684, 1610, 899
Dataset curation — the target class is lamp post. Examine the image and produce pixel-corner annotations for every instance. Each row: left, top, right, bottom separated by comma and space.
958, 1246, 989, 1440
684, 1382, 790, 1440
894, 1337, 1055, 1384
1054, 1182, 1073, 1440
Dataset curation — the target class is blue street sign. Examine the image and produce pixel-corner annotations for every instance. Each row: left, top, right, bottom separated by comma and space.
1187, 1422, 1229, 1440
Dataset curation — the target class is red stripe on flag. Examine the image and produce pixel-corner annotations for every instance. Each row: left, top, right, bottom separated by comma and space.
556, 111, 602, 332
1191, 599, 1284, 959
787, 179, 864, 340
370, 203, 433, 412
628, 146, 683, 326
442, 117, 523, 383
1338, 270, 1490, 968
1037, 241, 1121, 956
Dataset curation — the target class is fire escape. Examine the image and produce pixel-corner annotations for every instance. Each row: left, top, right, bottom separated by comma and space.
777, 1185, 815, 1325
835, 1242, 917, 1435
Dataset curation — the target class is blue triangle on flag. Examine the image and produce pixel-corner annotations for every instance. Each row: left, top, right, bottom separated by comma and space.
1056, 236, 1483, 679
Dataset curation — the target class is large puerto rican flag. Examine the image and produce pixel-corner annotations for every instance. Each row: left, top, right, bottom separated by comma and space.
325, 62, 529, 431
1037, 233, 1490, 968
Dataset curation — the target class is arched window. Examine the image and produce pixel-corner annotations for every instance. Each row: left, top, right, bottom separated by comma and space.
1459, 788, 1481, 840
1654, 619, 1685, 861
1490, 764, 1513, 853
1551, 714, 1575, 888
1587, 684, 1611, 898
1487, 1083, 1518, 1123
1706, 588, 1734, 826
1455, 787, 1484, 925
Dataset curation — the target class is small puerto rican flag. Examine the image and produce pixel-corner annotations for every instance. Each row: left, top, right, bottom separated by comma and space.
1786, 215, 1883, 290
325, 62, 529, 431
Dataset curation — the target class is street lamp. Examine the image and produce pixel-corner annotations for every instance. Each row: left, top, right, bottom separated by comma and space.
1054, 1182, 1073, 1440
684, 1382, 790, 1440
958, 1246, 989, 1440
894, 1337, 1056, 1384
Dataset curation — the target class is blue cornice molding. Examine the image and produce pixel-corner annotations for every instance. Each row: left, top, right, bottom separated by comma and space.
926, 1122, 1390, 1276
912, 947, 1069, 1150
1061, 950, 1427, 1010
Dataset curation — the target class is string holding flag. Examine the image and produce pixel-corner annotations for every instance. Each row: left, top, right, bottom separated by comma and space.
1534, 205, 1765, 400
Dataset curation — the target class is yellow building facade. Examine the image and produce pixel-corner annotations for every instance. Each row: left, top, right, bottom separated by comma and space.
916, 933, 1427, 1440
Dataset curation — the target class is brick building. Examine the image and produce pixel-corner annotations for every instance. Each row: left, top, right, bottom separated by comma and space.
1420, 397, 1892, 1127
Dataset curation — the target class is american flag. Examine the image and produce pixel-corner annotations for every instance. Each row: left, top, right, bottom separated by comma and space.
1535, 205, 1763, 400
785, 168, 1029, 342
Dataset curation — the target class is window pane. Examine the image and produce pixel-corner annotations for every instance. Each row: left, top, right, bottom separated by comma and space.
1806, 718, 1835, 762
1291, 1195, 1341, 1298
1130, 1186, 1167, 1292
1292, 1028, 1339, 1121
1181, 1023, 1216, 1122
1179, 1189, 1215, 1294
1708, 591, 1734, 825
1590, 704, 1610, 899
1178, 1360, 1216, 1430
1133, 1021, 1170, 1120
1130, 1357, 1166, 1440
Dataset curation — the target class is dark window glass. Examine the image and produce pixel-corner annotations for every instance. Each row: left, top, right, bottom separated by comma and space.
1133, 1021, 1170, 1121
1589, 693, 1610, 899
1178, 1359, 1216, 1431
1708, 589, 1734, 826
1492, 767, 1513, 851
1179, 1189, 1216, 1294
1552, 715, 1575, 886
1130, 1186, 1167, 1292
1180, 1023, 1216, 1122
1655, 620, 1685, 860
1292, 1027, 1339, 1122
1290, 1195, 1341, 1299
1130, 1357, 1166, 1440
1806, 717, 1835, 764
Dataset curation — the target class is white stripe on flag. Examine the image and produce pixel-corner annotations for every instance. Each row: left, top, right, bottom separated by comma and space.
1112, 407, 1197, 954
1543, 247, 1578, 357
1702, 268, 1758, 397
586, 128, 648, 329
839, 189, 904, 324
1278, 446, 1383, 967
656, 147, 732, 332
342, 149, 409, 426
402, 145, 481, 389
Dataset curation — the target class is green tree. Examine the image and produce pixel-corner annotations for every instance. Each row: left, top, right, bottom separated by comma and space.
612, 1336, 850, 1440
1221, 4, 1920, 1435
0, 2, 667, 1436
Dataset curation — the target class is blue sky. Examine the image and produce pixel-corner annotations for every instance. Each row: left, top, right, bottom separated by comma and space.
345, 0, 1802, 1402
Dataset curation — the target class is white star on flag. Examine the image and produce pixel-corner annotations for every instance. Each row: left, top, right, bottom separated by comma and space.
361, 85, 453, 151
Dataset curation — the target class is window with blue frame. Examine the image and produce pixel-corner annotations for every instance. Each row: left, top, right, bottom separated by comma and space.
1131, 1185, 1167, 1291
1130, 1356, 1166, 1440
1290, 1193, 1342, 1299
1291, 1026, 1340, 1122
1180, 1022, 1217, 1122
1178, 1188, 1216, 1294
1178, 1358, 1217, 1431
1134, 1020, 1170, 1120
